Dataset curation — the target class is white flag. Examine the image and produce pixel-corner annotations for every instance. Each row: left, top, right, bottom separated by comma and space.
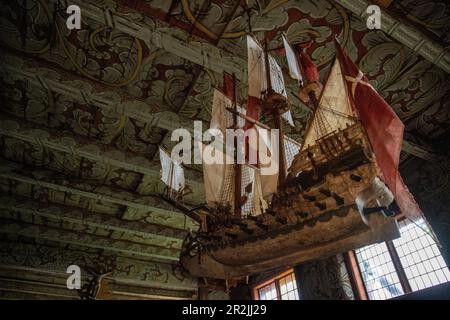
247, 35, 267, 99
159, 147, 185, 192
282, 34, 303, 85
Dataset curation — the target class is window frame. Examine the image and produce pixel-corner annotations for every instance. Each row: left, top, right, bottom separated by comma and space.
252, 269, 299, 300
348, 217, 449, 300
343, 251, 369, 300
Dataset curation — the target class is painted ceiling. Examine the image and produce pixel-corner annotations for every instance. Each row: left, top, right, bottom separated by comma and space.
0, 0, 448, 299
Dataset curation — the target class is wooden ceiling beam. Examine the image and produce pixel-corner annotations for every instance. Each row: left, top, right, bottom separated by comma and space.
0, 159, 198, 231
0, 265, 196, 298
0, 289, 77, 300
0, 273, 195, 300
372, 0, 393, 8
51, 0, 245, 79
0, 114, 164, 177
334, 0, 450, 73
0, 244, 198, 291
0, 62, 196, 133
0, 266, 82, 286
48, 0, 450, 77
0, 217, 181, 261
0, 277, 79, 299
109, 282, 195, 300
402, 139, 446, 162
0, 113, 203, 193
0, 195, 186, 243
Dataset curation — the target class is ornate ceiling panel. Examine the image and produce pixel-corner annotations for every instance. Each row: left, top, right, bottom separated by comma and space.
390, 0, 450, 47
0, 0, 448, 299
103, 0, 450, 144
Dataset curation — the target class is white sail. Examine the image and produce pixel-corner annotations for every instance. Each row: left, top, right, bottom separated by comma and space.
203, 87, 247, 209
255, 125, 301, 198
247, 35, 267, 99
282, 33, 303, 85
282, 110, 295, 127
200, 145, 267, 216
253, 170, 268, 214
254, 126, 279, 198
201, 36, 300, 211
302, 59, 356, 149
259, 168, 278, 199
159, 147, 185, 192
199, 141, 234, 208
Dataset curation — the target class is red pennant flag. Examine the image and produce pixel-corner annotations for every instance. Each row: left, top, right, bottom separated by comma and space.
297, 42, 320, 83
223, 72, 235, 100
244, 96, 261, 130
334, 39, 422, 220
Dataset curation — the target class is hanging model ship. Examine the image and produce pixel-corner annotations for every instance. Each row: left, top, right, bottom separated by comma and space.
159, 34, 424, 280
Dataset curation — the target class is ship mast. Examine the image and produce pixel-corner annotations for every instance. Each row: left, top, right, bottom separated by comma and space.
231, 73, 242, 219
296, 43, 321, 111
264, 39, 287, 185
294, 41, 327, 154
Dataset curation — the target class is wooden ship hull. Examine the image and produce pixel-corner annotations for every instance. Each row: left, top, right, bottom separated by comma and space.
181, 206, 398, 279
181, 123, 400, 279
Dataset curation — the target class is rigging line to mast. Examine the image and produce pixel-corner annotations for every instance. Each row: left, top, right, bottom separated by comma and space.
313, 105, 332, 138
247, 36, 266, 76
264, 35, 288, 184
405, 217, 441, 246
319, 93, 355, 119
226, 107, 271, 130
226, 109, 301, 150
226, 107, 302, 169
243, 0, 253, 35
248, 52, 264, 75
318, 104, 357, 120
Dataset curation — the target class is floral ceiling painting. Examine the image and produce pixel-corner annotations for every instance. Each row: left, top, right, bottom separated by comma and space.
0, 0, 448, 299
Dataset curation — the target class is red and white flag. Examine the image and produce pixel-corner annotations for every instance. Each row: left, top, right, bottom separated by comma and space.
334, 39, 422, 220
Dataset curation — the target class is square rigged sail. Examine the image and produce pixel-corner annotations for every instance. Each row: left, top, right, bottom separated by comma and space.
210, 89, 245, 134
201, 89, 242, 209
247, 35, 294, 127
203, 87, 269, 216
199, 141, 235, 208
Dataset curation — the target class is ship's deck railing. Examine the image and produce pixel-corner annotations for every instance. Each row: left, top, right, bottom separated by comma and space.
289, 122, 369, 175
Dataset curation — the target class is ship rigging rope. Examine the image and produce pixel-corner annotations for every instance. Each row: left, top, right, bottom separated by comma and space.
319, 104, 356, 120
269, 55, 287, 96
311, 96, 357, 139
405, 217, 441, 248
248, 51, 263, 76
313, 108, 331, 139
248, 35, 265, 76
